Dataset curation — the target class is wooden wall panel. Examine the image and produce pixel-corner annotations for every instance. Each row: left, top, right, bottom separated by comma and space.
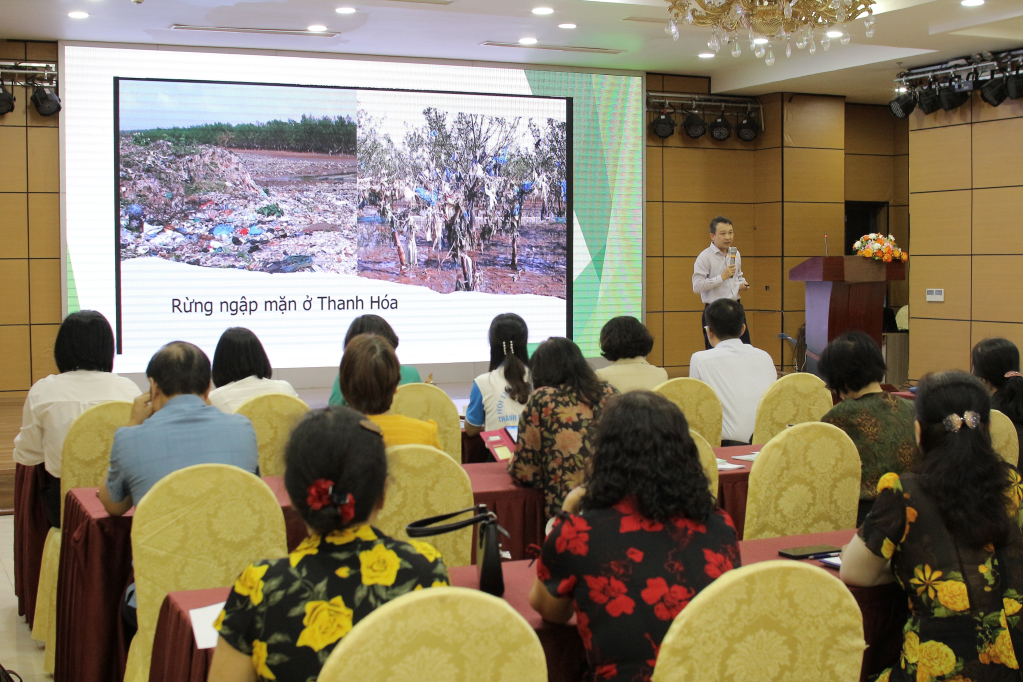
663, 148, 753, 204
662, 258, 702, 312
783, 256, 807, 311
26, 42, 58, 61
909, 318, 971, 380
783, 95, 845, 149
661, 75, 710, 94
783, 203, 845, 257
909, 126, 972, 192
0, 194, 28, 259
29, 259, 62, 324
0, 85, 28, 127
663, 311, 705, 366
845, 155, 893, 203
663, 203, 754, 257
783, 148, 844, 202
909, 102, 971, 131
971, 321, 1023, 350
28, 193, 60, 258
745, 311, 782, 366
973, 187, 1023, 255
0, 326, 32, 391
892, 155, 909, 205
890, 206, 909, 246
646, 312, 663, 366
753, 148, 783, 203
647, 146, 663, 202
750, 202, 782, 257
756, 93, 782, 150
736, 257, 781, 311
908, 191, 971, 255
973, 256, 1023, 323
0, 260, 30, 325
909, 256, 971, 321
972, 92, 1023, 124
972, 118, 1023, 189
845, 104, 894, 156
27, 128, 59, 193
647, 257, 664, 312
0, 128, 28, 192
30, 324, 59, 383
647, 201, 663, 257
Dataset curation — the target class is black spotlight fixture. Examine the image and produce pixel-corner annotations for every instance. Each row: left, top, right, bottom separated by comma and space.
980, 74, 1008, 107
650, 109, 676, 139
737, 112, 759, 141
0, 78, 15, 116
889, 90, 917, 119
683, 112, 707, 139
710, 112, 732, 141
939, 78, 972, 112
30, 85, 61, 117
1007, 70, 1023, 100
918, 86, 942, 115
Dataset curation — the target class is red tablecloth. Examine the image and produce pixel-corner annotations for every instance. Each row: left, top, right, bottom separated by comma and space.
463, 462, 545, 561
714, 444, 757, 540
14, 463, 50, 627
892, 391, 915, 401
149, 529, 903, 682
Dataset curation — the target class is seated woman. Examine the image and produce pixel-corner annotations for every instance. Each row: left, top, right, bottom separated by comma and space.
972, 337, 1023, 445
465, 313, 531, 438
339, 334, 441, 449
328, 315, 420, 407
594, 316, 668, 393
208, 327, 298, 414
841, 371, 1023, 682
819, 331, 919, 524
210, 406, 449, 682
13, 310, 140, 528
529, 391, 740, 682
508, 337, 617, 519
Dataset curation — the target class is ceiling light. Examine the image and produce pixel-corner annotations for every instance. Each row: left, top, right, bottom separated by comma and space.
532, 7, 554, 14
961, 0, 984, 5
518, 37, 538, 44
939, 82, 972, 111
710, 114, 732, 141
68, 11, 89, 18
698, 53, 715, 58
896, 86, 908, 93
335, 7, 356, 13
558, 23, 576, 29
307, 24, 328, 32
889, 91, 917, 119
980, 76, 1008, 107
683, 112, 706, 139
650, 112, 676, 139
737, 114, 760, 141
1008, 73, 1023, 100
826, 30, 843, 38
0, 83, 15, 116
753, 37, 769, 45
918, 87, 942, 115
30, 86, 61, 117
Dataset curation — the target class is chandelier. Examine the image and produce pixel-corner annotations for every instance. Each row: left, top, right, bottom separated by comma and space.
664, 0, 877, 65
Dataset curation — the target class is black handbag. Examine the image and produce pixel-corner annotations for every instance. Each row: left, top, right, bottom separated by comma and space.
407, 504, 509, 597
0, 662, 23, 682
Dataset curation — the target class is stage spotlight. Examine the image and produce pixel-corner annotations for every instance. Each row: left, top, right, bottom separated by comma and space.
30, 85, 61, 116
683, 112, 707, 138
939, 82, 971, 111
1007, 72, 1023, 100
737, 114, 759, 141
980, 75, 1007, 107
710, 113, 732, 141
650, 111, 676, 139
918, 87, 942, 115
889, 90, 917, 119
0, 81, 15, 116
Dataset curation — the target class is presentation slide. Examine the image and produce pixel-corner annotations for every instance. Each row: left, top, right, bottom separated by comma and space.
63, 46, 643, 372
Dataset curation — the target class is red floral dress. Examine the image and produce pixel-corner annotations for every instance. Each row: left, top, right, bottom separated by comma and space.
537, 498, 740, 682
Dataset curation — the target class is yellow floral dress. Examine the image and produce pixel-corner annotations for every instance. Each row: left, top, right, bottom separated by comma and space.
215, 525, 449, 681
859, 471, 1023, 682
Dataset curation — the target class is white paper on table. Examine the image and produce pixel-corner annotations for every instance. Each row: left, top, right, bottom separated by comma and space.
189, 602, 227, 650
732, 452, 759, 462
715, 458, 746, 471
819, 556, 842, 569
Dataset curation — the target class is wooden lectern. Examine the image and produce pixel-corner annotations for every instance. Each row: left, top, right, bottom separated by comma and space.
789, 256, 906, 374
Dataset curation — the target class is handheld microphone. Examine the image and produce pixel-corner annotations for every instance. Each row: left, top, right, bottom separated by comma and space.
728, 246, 737, 267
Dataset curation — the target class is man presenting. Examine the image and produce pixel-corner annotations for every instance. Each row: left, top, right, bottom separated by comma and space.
692, 216, 751, 349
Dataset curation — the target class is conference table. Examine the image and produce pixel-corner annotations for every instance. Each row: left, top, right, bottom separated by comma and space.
147, 528, 906, 682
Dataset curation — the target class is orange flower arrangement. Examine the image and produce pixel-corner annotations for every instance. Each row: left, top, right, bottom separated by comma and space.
853, 234, 908, 263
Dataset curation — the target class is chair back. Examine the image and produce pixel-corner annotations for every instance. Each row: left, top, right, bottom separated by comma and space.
235, 394, 310, 476
991, 409, 1020, 466
317, 587, 547, 682
743, 422, 860, 540
651, 561, 864, 682
60, 400, 133, 520
689, 430, 719, 497
653, 378, 723, 447
751, 372, 832, 446
391, 383, 462, 460
378, 444, 475, 567
123, 464, 288, 682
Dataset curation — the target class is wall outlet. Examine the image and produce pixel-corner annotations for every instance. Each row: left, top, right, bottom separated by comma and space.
926, 289, 945, 302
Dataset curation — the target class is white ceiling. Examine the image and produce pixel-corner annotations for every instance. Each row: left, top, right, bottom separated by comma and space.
2, 0, 1022, 103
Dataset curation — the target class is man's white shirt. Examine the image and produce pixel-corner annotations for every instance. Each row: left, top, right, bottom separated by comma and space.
689, 339, 776, 443
692, 243, 747, 304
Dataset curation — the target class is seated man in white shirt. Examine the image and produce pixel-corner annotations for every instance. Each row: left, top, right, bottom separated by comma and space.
689, 299, 777, 446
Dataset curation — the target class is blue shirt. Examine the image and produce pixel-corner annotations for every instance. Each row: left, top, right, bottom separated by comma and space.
106, 394, 259, 506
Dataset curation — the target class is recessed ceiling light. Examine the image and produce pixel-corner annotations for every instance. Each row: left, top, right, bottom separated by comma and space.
308, 24, 328, 32
532, 7, 554, 14
68, 11, 89, 18
753, 37, 769, 45
335, 7, 357, 13
519, 37, 538, 44
698, 53, 715, 58
961, 0, 984, 5
826, 30, 843, 38
558, 23, 576, 29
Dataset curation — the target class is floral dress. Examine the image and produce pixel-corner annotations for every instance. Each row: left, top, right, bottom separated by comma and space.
537, 499, 741, 682
508, 383, 618, 518
859, 471, 1023, 682
215, 525, 449, 682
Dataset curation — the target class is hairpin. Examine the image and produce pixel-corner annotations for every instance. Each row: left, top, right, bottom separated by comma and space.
1006, 371, 1022, 379
509, 340, 515, 354
307, 479, 358, 523
338, 493, 356, 524
502, 341, 509, 356
944, 411, 981, 433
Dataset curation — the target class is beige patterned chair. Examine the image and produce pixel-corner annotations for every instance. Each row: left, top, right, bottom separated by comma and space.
751, 372, 832, 445
235, 393, 310, 476
317, 587, 547, 682
32, 400, 133, 673
991, 409, 1020, 466
653, 378, 723, 447
690, 430, 719, 497
377, 444, 475, 567
391, 383, 462, 460
743, 422, 860, 541
651, 561, 865, 682
122, 464, 288, 682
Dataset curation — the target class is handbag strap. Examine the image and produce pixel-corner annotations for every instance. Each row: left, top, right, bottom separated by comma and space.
406, 505, 491, 537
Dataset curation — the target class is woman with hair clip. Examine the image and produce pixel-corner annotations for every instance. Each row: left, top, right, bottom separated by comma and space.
841, 371, 1023, 682
529, 391, 740, 682
464, 313, 531, 438
209, 407, 449, 682
508, 337, 618, 519
208, 327, 298, 414
973, 337, 1023, 446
